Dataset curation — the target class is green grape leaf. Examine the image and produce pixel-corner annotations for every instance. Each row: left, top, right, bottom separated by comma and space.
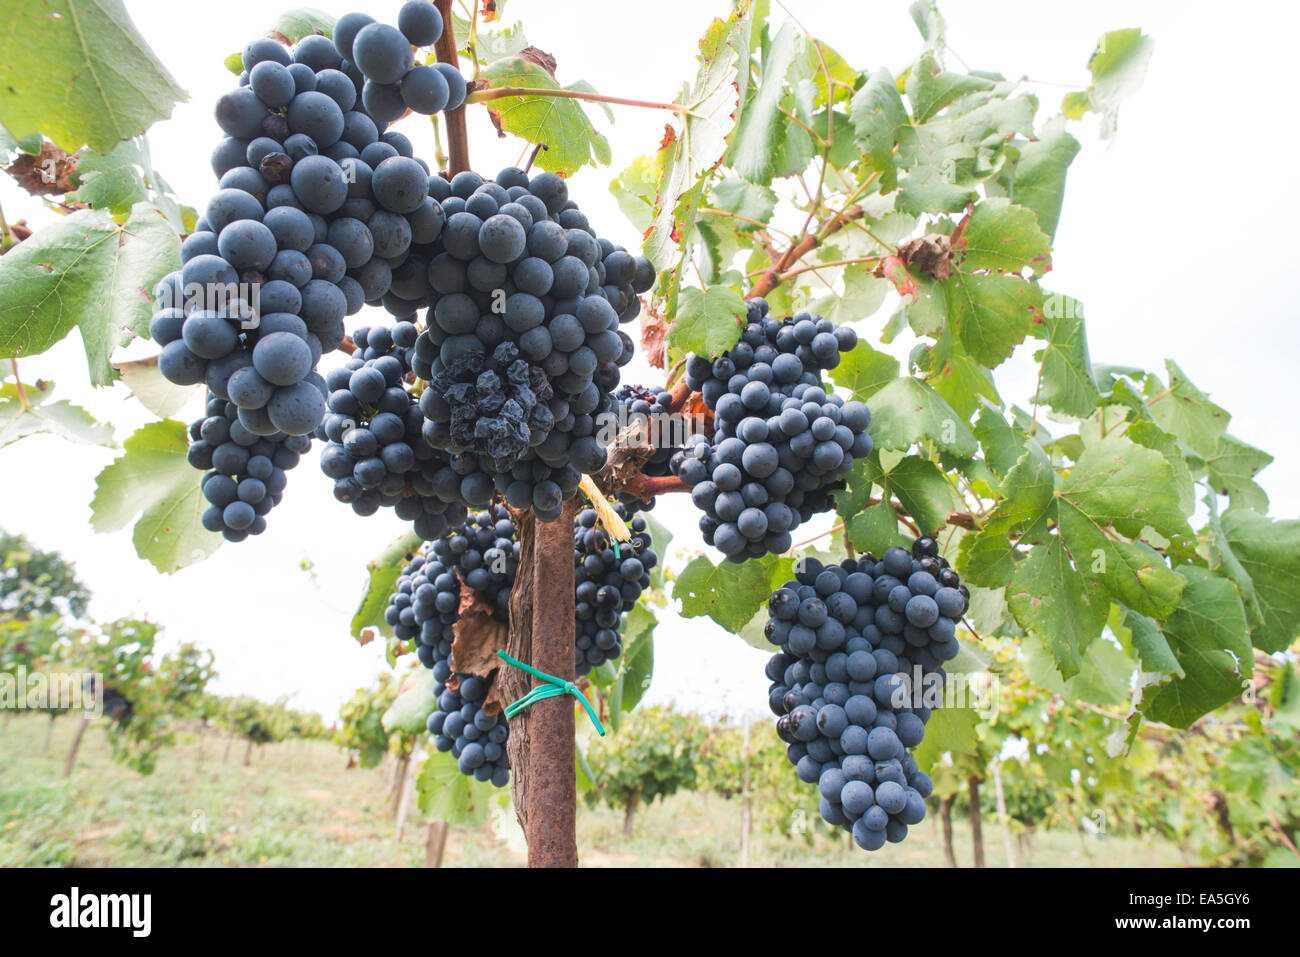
669, 284, 745, 358
905, 51, 996, 124
351, 531, 424, 642
1006, 537, 1109, 678
867, 376, 978, 457
959, 442, 1055, 587
1033, 293, 1099, 417
89, 419, 220, 573
66, 139, 148, 214
0, 203, 180, 386
0, 0, 185, 154
1203, 495, 1262, 629
417, 750, 493, 826
641, 513, 675, 590
728, 21, 799, 185
1004, 126, 1080, 240
954, 199, 1051, 274
1120, 606, 1184, 680
1145, 360, 1229, 458
113, 355, 198, 419
812, 107, 859, 168
877, 454, 960, 538
736, 606, 773, 653
942, 272, 1041, 368
609, 153, 658, 235
1204, 434, 1271, 512
1062, 28, 1153, 139
641, 6, 751, 273
972, 400, 1025, 481
476, 57, 610, 175
895, 95, 1037, 217
614, 603, 656, 713
271, 8, 334, 40
845, 500, 908, 555
848, 67, 906, 191
962, 585, 1007, 638
809, 270, 889, 327
462, 18, 531, 66
1024, 633, 1133, 706
1056, 436, 1191, 620
909, 0, 948, 51
0, 380, 113, 448
828, 340, 899, 403
382, 669, 437, 735
1101, 376, 1195, 516
929, 351, 1001, 421
1140, 567, 1250, 729
708, 177, 778, 230
675, 553, 792, 633
913, 705, 980, 767
1219, 509, 1300, 653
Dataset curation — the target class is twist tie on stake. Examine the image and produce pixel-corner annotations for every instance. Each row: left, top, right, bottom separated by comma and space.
495, 650, 606, 735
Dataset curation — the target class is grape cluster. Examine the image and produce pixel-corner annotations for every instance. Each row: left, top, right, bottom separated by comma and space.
431, 505, 518, 623
429, 672, 511, 784
154, 4, 472, 537
332, 4, 463, 121
614, 385, 677, 477
99, 687, 134, 726
573, 505, 657, 675
387, 506, 517, 783
675, 299, 871, 560
763, 537, 970, 851
386, 499, 654, 782
610, 384, 679, 513
189, 393, 311, 540
414, 166, 655, 521
316, 321, 468, 539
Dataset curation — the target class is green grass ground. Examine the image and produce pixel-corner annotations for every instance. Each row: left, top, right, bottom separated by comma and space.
0, 714, 1185, 867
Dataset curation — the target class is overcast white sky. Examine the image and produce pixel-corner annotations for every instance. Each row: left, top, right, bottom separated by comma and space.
1, 1, 1296, 720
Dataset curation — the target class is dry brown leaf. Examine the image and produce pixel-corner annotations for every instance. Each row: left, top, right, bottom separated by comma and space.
895, 233, 954, 280
450, 586, 507, 714
520, 46, 557, 79
639, 306, 668, 369
6, 142, 79, 196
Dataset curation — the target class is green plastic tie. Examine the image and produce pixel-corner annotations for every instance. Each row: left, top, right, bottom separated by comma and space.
495, 650, 606, 735
612, 540, 621, 559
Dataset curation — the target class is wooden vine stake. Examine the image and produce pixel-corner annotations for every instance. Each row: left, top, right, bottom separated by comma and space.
434, 3, 581, 867
502, 502, 580, 867
432, 0, 469, 175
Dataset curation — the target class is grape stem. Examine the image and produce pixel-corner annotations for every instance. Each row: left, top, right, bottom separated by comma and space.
744, 254, 887, 284
9, 358, 32, 411
434, 0, 471, 175
788, 522, 845, 552
622, 473, 689, 498
946, 510, 978, 530
0, 200, 15, 253
523, 143, 547, 173
749, 205, 866, 299
664, 378, 692, 413
466, 86, 700, 117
